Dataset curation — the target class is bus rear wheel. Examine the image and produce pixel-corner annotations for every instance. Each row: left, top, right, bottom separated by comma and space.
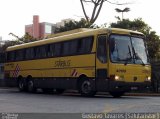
27, 79, 36, 93
79, 79, 96, 97
18, 79, 26, 92
109, 91, 125, 98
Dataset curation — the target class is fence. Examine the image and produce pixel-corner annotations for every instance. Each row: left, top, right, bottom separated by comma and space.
151, 61, 160, 92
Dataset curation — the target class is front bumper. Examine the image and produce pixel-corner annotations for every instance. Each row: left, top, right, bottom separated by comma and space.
109, 81, 151, 92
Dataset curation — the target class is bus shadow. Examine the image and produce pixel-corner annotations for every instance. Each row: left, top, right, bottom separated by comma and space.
2, 88, 150, 100
55, 92, 148, 100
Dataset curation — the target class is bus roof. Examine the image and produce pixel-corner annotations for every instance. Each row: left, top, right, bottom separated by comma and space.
6, 28, 144, 52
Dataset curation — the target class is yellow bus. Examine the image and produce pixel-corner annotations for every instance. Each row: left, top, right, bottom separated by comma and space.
4, 28, 151, 97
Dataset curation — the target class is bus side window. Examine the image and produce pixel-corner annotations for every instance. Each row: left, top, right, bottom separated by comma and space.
77, 39, 83, 54
47, 44, 51, 57
8, 52, 12, 62
25, 49, 29, 60
83, 37, 93, 53
97, 36, 107, 63
35, 46, 40, 58
15, 50, 24, 61
25, 48, 34, 60
77, 36, 93, 54
8, 51, 15, 62
70, 40, 78, 55
6, 52, 11, 62
54, 43, 62, 57
40, 45, 47, 58
63, 41, 70, 56
48, 44, 55, 57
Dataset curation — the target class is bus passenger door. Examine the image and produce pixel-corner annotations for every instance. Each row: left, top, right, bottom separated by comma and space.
96, 35, 109, 91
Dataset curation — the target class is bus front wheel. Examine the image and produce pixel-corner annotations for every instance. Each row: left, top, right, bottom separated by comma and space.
79, 79, 96, 97
109, 91, 125, 98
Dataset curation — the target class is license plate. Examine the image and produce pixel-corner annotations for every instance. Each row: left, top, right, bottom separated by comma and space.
131, 87, 138, 90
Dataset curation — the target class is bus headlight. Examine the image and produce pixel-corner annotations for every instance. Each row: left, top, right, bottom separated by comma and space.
110, 75, 123, 81
145, 76, 151, 82
115, 75, 120, 81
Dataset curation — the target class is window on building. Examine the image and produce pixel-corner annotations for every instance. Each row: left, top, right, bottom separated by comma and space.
45, 25, 52, 34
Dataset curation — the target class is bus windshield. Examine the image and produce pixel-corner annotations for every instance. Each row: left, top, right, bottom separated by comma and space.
109, 34, 149, 65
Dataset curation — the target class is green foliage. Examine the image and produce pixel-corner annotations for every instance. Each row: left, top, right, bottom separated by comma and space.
145, 31, 160, 59
111, 19, 132, 29
55, 18, 98, 33
0, 40, 20, 53
20, 32, 37, 43
110, 18, 160, 60
0, 33, 36, 52
111, 18, 149, 31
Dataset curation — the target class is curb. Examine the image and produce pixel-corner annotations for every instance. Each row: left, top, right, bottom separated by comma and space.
125, 93, 160, 96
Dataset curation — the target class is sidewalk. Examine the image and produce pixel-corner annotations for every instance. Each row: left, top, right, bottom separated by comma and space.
0, 79, 17, 87
125, 92, 160, 96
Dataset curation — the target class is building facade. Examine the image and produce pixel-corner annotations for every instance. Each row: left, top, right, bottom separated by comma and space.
25, 15, 56, 39
56, 18, 75, 28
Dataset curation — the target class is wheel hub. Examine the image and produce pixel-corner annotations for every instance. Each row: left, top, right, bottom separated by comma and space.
82, 81, 91, 94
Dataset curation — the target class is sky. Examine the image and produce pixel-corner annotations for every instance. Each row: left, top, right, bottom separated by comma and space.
0, 0, 160, 40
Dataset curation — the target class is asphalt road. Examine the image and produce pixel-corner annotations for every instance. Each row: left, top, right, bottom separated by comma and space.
0, 88, 160, 113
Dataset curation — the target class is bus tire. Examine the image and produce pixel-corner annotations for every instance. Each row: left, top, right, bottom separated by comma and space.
79, 78, 96, 97
109, 91, 125, 98
27, 79, 36, 93
18, 78, 26, 92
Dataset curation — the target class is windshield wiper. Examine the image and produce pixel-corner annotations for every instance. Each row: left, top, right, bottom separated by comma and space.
132, 46, 145, 66
124, 45, 132, 65
136, 53, 145, 66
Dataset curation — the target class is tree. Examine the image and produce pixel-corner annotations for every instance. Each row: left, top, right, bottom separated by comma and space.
115, 7, 130, 20
145, 31, 160, 59
80, 0, 129, 26
54, 18, 98, 33
111, 18, 149, 31
21, 32, 37, 43
9, 32, 36, 43
0, 40, 20, 53
0, 32, 37, 53
110, 18, 160, 60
